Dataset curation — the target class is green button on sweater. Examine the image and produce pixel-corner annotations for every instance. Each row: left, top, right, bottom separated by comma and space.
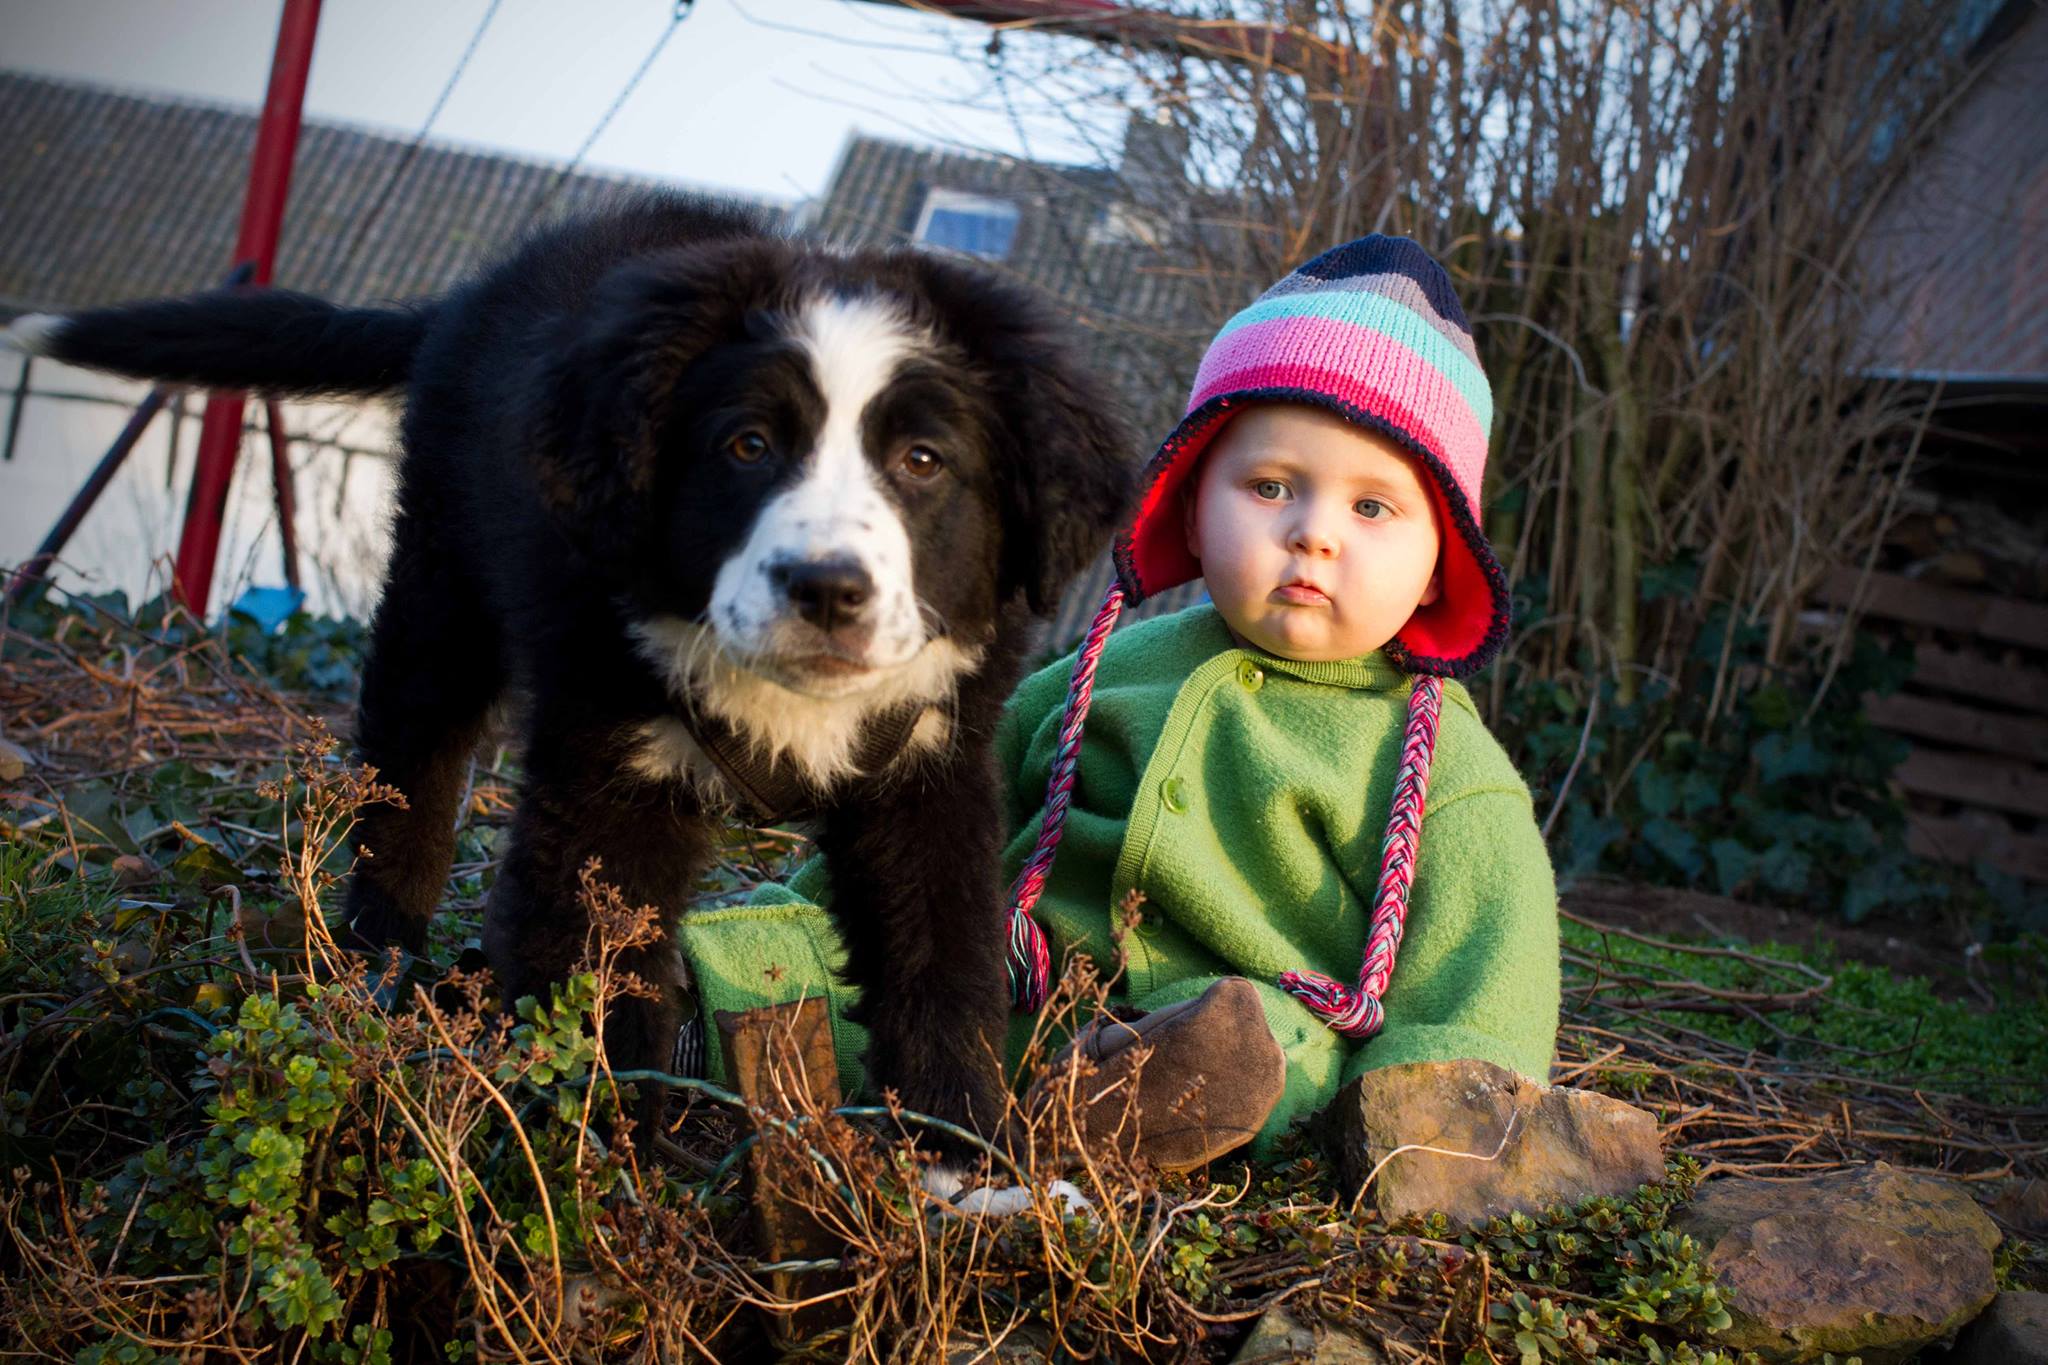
678, 603, 1561, 1154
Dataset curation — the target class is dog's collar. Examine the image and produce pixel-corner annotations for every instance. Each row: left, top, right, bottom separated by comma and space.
683, 702, 929, 825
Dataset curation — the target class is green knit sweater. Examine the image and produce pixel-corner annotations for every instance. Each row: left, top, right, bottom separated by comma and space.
678, 603, 1561, 1152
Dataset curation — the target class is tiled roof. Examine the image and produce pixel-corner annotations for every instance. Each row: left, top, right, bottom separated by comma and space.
1849, 3, 2048, 381
812, 133, 1208, 423
0, 70, 789, 316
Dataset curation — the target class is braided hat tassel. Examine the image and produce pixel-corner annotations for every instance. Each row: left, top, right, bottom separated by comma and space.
1004, 584, 1125, 1010
1278, 674, 1443, 1037
1007, 592, 1445, 1035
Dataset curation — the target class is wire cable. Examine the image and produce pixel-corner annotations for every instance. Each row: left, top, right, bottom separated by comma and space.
516, 1, 696, 234
305, 0, 506, 296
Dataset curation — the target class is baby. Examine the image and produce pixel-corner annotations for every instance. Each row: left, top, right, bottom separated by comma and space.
682, 235, 1561, 1166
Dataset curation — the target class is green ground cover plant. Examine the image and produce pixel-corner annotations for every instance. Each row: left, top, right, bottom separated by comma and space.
2, 592, 2036, 1360
1560, 921, 2048, 1102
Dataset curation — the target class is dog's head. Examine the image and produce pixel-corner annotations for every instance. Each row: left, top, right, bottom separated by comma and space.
533, 235, 1134, 705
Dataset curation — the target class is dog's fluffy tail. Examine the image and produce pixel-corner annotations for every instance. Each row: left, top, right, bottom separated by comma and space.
3, 290, 432, 396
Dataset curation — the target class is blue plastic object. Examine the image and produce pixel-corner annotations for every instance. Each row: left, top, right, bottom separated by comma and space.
227, 585, 306, 633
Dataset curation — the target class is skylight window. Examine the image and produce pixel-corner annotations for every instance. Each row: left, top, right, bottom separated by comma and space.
913, 188, 1019, 260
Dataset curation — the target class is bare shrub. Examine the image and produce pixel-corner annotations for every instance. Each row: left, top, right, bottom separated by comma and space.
973, 0, 1985, 720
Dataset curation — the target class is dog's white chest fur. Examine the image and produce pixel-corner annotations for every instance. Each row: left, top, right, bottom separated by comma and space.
626, 616, 971, 798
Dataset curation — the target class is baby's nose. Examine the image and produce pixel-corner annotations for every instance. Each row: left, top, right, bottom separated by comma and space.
1289, 513, 1341, 556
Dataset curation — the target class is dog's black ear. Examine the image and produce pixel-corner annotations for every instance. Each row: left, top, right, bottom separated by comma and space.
936, 274, 1137, 615
525, 258, 712, 553
999, 330, 1138, 614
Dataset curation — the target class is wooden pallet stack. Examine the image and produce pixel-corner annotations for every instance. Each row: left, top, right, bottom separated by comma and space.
1816, 542, 2048, 885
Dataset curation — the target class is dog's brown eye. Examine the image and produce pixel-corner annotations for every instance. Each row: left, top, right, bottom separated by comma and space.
899, 445, 943, 480
726, 431, 770, 464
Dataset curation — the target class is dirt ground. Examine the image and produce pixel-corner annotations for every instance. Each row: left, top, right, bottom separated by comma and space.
1560, 878, 1985, 996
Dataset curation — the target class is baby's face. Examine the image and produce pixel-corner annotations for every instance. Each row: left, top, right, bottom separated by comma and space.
1184, 405, 1442, 663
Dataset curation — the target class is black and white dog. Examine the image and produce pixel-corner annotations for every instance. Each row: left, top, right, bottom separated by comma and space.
10, 194, 1134, 1143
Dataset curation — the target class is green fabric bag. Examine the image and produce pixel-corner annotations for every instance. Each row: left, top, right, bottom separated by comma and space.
677, 880, 870, 1100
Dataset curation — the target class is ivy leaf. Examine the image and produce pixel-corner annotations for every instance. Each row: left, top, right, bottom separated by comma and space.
1679, 770, 1721, 819
1757, 842, 1812, 896
1841, 863, 1908, 923
1635, 764, 1678, 819
1642, 819, 1704, 879
1641, 555, 1701, 601
172, 842, 242, 891
1709, 839, 1753, 897
1749, 683, 1796, 730
1756, 733, 1824, 786
1560, 810, 1626, 880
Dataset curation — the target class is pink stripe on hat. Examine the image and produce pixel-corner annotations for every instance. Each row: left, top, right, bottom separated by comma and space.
1192, 348, 1489, 519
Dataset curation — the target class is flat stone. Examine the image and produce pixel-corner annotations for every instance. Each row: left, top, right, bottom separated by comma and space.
1987, 1177, 2048, 1238
1675, 1162, 2001, 1364
111, 853, 162, 887
1942, 1291, 2048, 1365
1325, 1058, 1665, 1226
1231, 1305, 1386, 1363
946, 1325, 1056, 1362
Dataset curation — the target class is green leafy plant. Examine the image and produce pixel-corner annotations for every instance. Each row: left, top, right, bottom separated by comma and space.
1496, 567, 2031, 931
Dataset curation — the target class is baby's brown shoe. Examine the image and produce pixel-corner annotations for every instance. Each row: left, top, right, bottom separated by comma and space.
1024, 976, 1286, 1173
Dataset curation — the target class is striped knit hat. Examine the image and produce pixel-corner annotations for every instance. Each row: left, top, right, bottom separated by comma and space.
1002, 235, 1505, 1041
1116, 234, 1509, 679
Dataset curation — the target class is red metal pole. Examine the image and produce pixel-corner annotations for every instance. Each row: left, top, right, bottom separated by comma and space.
264, 399, 301, 591
172, 0, 322, 617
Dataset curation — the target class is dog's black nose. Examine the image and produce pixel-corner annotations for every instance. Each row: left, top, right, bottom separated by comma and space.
770, 558, 874, 631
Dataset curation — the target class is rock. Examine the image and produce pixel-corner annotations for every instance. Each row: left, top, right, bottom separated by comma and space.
1325, 1059, 1664, 1226
944, 1325, 1056, 1362
111, 853, 162, 887
1674, 1162, 2001, 1364
1231, 1305, 1386, 1363
1941, 1291, 2048, 1364
0, 736, 31, 782
1987, 1178, 2048, 1238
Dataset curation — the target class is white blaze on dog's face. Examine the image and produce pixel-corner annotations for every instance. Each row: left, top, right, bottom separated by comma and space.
706, 294, 928, 696
627, 283, 1011, 790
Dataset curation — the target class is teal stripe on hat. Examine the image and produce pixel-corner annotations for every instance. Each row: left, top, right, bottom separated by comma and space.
1213, 292, 1493, 429
1263, 268, 1480, 361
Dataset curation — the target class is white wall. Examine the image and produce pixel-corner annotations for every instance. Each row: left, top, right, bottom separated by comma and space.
0, 359, 398, 621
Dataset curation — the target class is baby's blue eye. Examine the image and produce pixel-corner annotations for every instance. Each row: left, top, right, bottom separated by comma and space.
1355, 499, 1386, 519
1253, 479, 1287, 500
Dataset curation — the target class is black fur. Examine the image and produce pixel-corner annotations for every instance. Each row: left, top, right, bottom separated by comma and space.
38, 288, 431, 396
41, 194, 1135, 1146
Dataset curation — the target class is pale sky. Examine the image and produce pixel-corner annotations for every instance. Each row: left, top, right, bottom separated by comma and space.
0, 0, 1118, 202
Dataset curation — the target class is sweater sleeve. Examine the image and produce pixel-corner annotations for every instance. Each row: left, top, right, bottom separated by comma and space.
1342, 785, 1561, 1085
